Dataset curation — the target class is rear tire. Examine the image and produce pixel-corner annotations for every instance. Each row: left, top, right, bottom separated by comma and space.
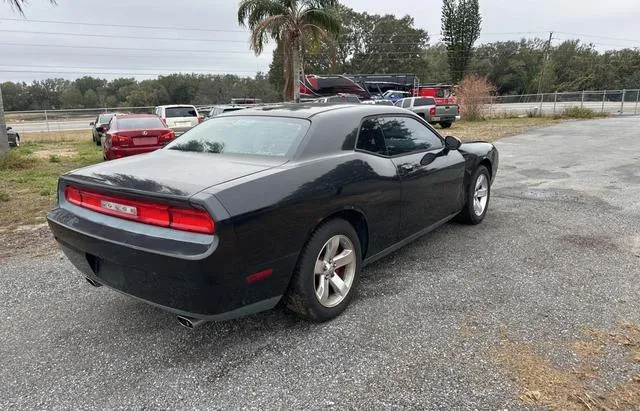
455, 165, 491, 225
284, 219, 362, 322
440, 121, 453, 129
13, 135, 20, 148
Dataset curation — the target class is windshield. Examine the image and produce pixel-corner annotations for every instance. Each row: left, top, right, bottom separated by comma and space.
414, 98, 436, 107
166, 107, 198, 118
166, 116, 310, 157
117, 117, 165, 129
98, 114, 114, 124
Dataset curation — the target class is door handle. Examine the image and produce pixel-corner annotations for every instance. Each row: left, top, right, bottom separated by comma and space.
398, 163, 417, 173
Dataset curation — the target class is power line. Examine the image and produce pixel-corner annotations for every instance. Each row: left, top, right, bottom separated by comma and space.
0, 64, 268, 73
0, 29, 251, 43
0, 41, 267, 55
554, 31, 640, 44
0, 69, 265, 76
0, 17, 249, 33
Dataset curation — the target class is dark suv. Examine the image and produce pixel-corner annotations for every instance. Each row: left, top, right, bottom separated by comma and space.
90, 113, 117, 146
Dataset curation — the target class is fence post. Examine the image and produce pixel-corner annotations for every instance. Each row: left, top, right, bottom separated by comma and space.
581, 90, 585, 108
621, 89, 626, 114
44, 109, 50, 134
553, 92, 557, 114
539, 93, 543, 115
635, 90, 639, 115
601, 90, 606, 113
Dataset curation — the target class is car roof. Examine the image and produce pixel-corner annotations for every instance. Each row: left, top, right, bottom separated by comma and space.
221, 103, 411, 119
115, 114, 159, 118
157, 105, 197, 108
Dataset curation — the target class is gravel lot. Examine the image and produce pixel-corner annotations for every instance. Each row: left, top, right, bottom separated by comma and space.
1, 117, 639, 410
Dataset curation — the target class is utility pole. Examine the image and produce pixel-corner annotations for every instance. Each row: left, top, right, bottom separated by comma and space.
537, 31, 554, 95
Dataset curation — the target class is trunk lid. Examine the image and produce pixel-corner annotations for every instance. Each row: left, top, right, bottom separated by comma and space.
64, 149, 286, 198
116, 128, 170, 147
436, 105, 458, 117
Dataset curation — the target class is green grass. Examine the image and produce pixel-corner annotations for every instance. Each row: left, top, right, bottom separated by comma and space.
0, 140, 103, 229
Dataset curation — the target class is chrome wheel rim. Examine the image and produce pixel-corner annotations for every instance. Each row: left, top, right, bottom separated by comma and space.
314, 235, 356, 308
473, 174, 489, 216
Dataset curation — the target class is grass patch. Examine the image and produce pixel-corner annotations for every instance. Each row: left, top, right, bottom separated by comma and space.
558, 106, 609, 119
445, 117, 563, 142
20, 129, 91, 142
0, 139, 102, 230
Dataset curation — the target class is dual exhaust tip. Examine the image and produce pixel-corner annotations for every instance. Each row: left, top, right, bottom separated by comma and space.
85, 277, 206, 330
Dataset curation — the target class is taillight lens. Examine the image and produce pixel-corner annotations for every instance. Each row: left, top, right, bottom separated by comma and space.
197, 116, 203, 124
429, 107, 436, 116
159, 131, 175, 144
111, 134, 131, 147
64, 186, 215, 234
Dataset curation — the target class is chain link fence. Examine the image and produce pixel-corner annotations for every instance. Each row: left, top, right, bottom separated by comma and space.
5, 89, 640, 139
486, 89, 640, 117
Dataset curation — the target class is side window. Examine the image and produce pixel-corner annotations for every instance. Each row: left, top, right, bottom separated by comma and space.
378, 116, 443, 156
402, 99, 412, 108
356, 118, 388, 156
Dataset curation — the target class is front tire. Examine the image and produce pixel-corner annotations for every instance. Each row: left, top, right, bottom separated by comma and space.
284, 219, 362, 322
455, 165, 491, 225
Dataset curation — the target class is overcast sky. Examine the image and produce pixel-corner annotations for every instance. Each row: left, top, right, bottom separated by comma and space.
1, 0, 639, 82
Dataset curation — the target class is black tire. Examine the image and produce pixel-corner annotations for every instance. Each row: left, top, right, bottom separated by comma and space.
94, 133, 101, 146
284, 218, 362, 322
440, 121, 453, 129
455, 165, 491, 225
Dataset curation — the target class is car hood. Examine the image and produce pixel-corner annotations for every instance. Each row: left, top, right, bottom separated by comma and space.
63, 149, 287, 198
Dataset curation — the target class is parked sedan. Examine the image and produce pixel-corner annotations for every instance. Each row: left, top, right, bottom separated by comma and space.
47, 105, 498, 328
103, 114, 175, 161
90, 113, 117, 146
6, 126, 20, 147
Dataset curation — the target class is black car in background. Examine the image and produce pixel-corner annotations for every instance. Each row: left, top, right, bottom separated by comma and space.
90, 113, 116, 146
6, 126, 20, 147
47, 104, 498, 328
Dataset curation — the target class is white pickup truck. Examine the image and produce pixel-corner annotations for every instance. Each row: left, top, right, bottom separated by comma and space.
396, 97, 458, 129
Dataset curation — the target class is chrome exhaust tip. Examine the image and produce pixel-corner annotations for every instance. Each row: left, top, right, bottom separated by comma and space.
176, 315, 206, 329
85, 277, 102, 287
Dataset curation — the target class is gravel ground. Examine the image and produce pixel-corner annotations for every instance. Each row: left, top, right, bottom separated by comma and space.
1, 117, 639, 410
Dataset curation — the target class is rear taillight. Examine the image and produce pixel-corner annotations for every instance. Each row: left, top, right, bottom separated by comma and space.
111, 134, 131, 147
197, 116, 203, 124
159, 131, 175, 144
429, 107, 436, 116
64, 186, 215, 234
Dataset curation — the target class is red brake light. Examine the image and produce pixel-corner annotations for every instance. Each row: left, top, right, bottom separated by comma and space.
111, 134, 131, 147
429, 107, 436, 116
159, 131, 175, 144
64, 186, 215, 234
197, 116, 203, 124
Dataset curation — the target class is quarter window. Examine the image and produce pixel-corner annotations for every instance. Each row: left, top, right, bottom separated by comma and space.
378, 116, 443, 156
402, 99, 412, 108
356, 119, 388, 156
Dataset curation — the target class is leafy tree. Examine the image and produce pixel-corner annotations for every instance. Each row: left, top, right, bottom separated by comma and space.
60, 86, 84, 109
441, 0, 482, 83
84, 89, 99, 108
238, 0, 342, 102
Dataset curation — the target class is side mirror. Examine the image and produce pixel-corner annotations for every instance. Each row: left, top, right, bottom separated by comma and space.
90, 122, 95, 126
6, 126, 12, 131
444, 135, 462, 151
96, 126, 104, 133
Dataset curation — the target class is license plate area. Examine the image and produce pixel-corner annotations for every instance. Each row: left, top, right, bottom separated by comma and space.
133, 137, 158, 146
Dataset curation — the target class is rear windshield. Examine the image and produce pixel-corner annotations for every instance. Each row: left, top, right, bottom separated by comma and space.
98, 114, 114, 124
165, 107, 198, 118
414, 98, 436, 106
166, 116, 310, 157
117, 117, 165, 129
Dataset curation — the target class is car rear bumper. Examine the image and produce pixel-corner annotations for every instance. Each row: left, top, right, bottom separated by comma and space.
105, 146, 163, 160
47, 204, 293, 320
430, 116, 456, 123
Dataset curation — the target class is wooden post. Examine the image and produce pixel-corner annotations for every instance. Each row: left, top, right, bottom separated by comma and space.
553, 92, 558, 114
621, 89, 626, 114
601, 90, 606, 113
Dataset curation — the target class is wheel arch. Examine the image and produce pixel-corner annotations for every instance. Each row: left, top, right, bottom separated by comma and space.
310, 208, 370, 259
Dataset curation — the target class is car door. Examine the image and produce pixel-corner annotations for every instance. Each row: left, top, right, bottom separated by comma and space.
377, 115, 466, 238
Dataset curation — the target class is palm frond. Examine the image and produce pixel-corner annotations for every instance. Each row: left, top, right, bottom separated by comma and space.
249, 14, 288, 54
238, 0, 288, 28
5, 0, 57, 16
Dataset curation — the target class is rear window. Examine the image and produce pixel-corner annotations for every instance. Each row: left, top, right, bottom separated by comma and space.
165, 107, 198, 118
166, 116, 310, 157
117, 117, 165, 129
414, 98, 436, 107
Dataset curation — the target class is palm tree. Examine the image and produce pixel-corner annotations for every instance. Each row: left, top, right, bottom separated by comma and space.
238, 0, 341, 102
0, 0, 57, 157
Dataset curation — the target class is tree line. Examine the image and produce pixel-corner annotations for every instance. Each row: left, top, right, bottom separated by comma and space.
3, 7, 640, 111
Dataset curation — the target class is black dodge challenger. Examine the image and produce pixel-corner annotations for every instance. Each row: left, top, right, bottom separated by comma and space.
47, 104, 498, 328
